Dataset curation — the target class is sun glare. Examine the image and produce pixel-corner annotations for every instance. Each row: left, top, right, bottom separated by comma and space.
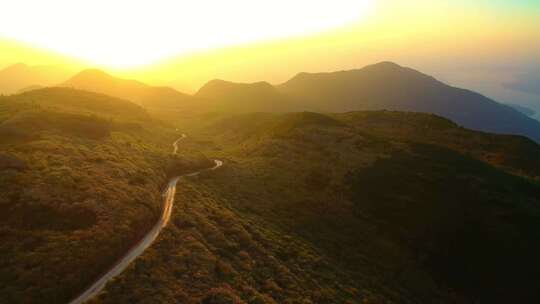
0, 0, 374, 68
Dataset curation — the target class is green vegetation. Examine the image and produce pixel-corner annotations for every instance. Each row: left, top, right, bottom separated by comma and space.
91, 111, 540, 303
0, 88, 210, 303
2, 84, 540, 303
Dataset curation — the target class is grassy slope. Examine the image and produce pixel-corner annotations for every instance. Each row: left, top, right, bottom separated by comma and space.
93, 111, 540, 303
0, 88, 194, 303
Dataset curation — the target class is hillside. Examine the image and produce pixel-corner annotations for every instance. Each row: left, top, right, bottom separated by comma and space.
277, 62, 540, 142
62, 69, 193, 109
0, 63, 72, 94
195, 79, 298, 112
89, 111, 540, 304
0, 88, 212, 303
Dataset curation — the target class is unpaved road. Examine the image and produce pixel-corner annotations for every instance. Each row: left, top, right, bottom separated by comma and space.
172, 133, 187, 155
69, 135, 222, 304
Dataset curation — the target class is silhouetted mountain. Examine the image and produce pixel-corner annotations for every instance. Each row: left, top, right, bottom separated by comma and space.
0, 63, 71, 94
278, 62, 540, 142
195, 79, 298, 112
62, 69, 193, 109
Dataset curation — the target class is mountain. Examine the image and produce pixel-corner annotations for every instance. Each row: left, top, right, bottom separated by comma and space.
0, 63, 71, 94
0, 87, 215, 303
195, 79, 298, 112
277, 62, 540, 142
62, 69, 193, 109
0, 88, 161, 302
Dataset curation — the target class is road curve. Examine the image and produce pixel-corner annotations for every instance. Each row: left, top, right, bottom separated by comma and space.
172, 133, 187, 155
69, 135, 222, 304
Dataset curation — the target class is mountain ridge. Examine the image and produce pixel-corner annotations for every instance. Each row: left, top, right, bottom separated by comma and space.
195, 79, 297, 112
10, 61, 540, 142
276, 62, 540, 142
61, 69, 193, 109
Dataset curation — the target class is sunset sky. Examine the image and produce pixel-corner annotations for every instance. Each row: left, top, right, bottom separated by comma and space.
1, 0, 539, 110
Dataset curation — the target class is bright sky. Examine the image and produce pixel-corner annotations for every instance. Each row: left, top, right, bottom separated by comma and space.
0, 0, 374, 67
0, 0, 538, 111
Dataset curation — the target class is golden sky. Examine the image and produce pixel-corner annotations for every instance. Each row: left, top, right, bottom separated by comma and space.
0, 0, 374, 67
0, 0, 539, 103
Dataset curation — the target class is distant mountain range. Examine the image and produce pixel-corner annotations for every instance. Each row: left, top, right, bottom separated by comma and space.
199, 62, 540, 142
0, 63, 72, 94
195, 79, 298, 112
276, 62, 540, 142
3, 61, 540, 142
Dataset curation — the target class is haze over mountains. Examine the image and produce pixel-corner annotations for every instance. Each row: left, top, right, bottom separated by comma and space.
195, 79, 298, 112
2, 61, 540, 142
61, 69, 193, 109
277, 62, 540, 142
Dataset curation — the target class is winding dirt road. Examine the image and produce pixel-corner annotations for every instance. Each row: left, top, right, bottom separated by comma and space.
69, 135, 222, 304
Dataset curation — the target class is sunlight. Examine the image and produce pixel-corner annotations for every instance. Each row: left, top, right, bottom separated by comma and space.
0, 0, 374, 68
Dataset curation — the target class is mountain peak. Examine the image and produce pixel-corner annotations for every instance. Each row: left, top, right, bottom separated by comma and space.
287, 62, 404, 82
61, 68, 193, 108
361, 61, 426, 77
70, 69, 115, 81
63, 69, 149, 91
368, 61, 403, 69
